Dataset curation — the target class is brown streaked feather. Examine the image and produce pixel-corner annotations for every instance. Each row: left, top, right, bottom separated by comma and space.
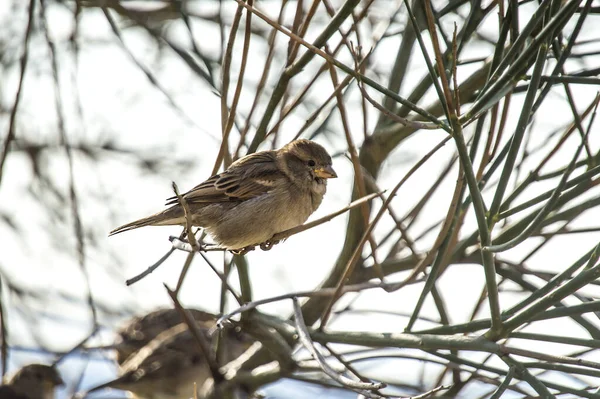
110, 151, 284, 236
164, 174, 223, 205
84, 323, 209, 397
115, 309, 217, 364
165, 151, 283, 205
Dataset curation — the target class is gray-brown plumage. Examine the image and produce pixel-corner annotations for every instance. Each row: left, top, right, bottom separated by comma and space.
84, 308, 253, 399
113, 308, 218, 364
0, 364, 63, 399
110, 139, 337, 250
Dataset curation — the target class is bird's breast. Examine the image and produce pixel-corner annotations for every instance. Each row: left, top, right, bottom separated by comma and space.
273, 190, 314, 231
310, 181, 327, 210
201, 184, 323, 249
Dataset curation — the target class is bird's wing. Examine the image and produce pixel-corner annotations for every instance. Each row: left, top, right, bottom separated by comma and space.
83, 322, 216, 397
165, 151, 284, 205
119, 323, 252, 384
116, 309, 217, 364
119, 323, 208, 379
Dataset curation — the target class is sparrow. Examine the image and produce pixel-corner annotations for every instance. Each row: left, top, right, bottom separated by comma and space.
109, 139, 337, 250
0, 364, 63, 399
83, 308, 253, 399
113, 308, 219, 364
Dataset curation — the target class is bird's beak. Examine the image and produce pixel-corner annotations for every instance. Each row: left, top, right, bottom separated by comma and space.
315, 165, 337, 179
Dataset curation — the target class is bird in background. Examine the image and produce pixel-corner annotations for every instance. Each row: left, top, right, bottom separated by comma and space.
81, 308, 253, 399
0, 364, 63, 399
112, 308, 219, 363
109, 139, 337, 251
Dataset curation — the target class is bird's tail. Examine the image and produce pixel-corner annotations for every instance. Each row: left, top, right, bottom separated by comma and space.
109, 207, 184, 236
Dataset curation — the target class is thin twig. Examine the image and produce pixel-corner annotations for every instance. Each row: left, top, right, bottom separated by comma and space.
53, 325, 100, 366
175, 252, 195, 294
319, 136, 451, 327
0, 0, 36, 185
172, 182, 198, 252
356, 79, 438, 130
235, 0, 449, 151
501, 356, 556, 399
422, 0, 456, 118
0, 274, 6, 381
217, 278, 425, 326
170, 192, 381, 253
486, 93, 599, 253
198, 252, 243, 306
165, 285, 223, 383
410, 385, 452, 399
292, 298, 385, 396
101, 7, 212, 137
327, 55, 383, 283
213, 2, 247, 173
235, 0, 286, 158
404, 161, 465, 331
489, 365, 515, 399
42, 0, 98, 327
126, 248, 176, 286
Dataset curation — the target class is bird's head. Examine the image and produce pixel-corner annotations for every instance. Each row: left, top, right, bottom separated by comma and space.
283, 139, 337, 183
9, 364, 64, 399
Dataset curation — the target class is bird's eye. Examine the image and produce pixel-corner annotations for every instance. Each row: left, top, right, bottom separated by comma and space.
308, 160, 316, 167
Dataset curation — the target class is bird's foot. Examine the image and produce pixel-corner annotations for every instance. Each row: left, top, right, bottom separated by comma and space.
259, 239, 280, 251
230, 246, 256, 256
221, 239, 281, 255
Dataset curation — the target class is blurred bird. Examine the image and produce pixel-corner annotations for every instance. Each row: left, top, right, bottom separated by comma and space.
0, 364, 63, 399
83, 308, 253, 399
112, 308, 218, 364
110, 139, 337, 250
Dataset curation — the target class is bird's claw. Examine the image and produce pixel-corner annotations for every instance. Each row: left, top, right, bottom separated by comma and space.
229, 240, 279, 255
230, 246, 255, 255
259, 239, 279, 251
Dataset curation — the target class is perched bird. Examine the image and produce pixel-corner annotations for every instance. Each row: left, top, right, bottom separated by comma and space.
112, 308, 219, 364
0, 364, 63, 399
110, 139, 337, 250
83, 308, 253, 399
